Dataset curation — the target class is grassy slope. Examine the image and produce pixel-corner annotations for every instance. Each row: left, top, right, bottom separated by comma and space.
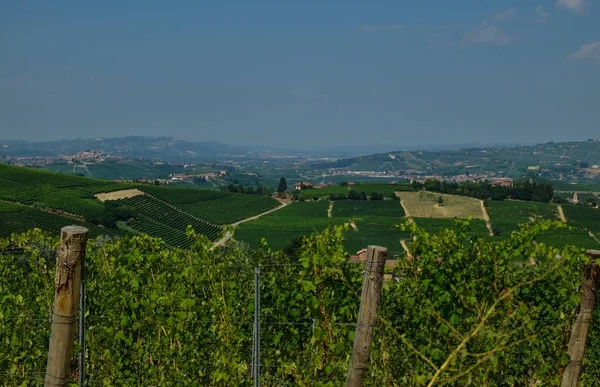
487, 200, 599, 249
0, 201, 123, 239
236, 200, 409, 256
396, 191, 484, 219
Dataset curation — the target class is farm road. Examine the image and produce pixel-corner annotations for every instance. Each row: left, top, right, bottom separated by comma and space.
212, 202, 289, 248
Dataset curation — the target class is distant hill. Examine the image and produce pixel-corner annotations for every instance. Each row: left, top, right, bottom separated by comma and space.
309, 140, 600, 178
0, 136, 251, 162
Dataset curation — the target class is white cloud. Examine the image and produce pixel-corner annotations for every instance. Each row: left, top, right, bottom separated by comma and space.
556, 0, 588, 14
567, 41, 600, 60
461, 22, 509, 46
493, 7, 517, 21
533, 6, 550, 23
359, 24, 404, 32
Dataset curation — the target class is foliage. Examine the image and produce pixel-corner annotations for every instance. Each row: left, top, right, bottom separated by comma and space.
0, 220, 595, 385
118, 195, 221, 244
277, 177, 288, 193
0, 201, 123, 239
367, 219, 587, 385
413, 179, 554, 203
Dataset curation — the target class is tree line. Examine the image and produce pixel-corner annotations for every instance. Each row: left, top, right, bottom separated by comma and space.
412, 179, 554, 202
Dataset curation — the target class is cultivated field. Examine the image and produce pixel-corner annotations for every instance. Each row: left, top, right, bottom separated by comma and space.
95, 188, 145, 201
119, 195, 222, 245
395, 191, 485, 219
0, 201, 122, 239
236, 200, 409, 256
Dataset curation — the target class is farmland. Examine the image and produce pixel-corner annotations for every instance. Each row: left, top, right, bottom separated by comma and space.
486, 201, 599, 248
300, 183, 414, 199
139, 185, 281, 224
486, 201, 559, 235
562, 204, 600, 242
0, 165, 280, 245
396, 191, 485, 219
413, 218, 490, 238
235, 201, 344, 250
1, 163, 599, 252
119, 195, 222, 244
236, 200, 409, 256
0, 201, 122, 239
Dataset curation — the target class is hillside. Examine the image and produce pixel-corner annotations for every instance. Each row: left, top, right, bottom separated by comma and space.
0, 164, 280, 246
0, 136, 251, 163
309, 140, 600, 180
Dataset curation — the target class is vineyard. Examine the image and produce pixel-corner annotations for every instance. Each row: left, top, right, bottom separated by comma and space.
300, 183, 414, 199
0, 201, 123, 239
2, 221, 600, 385
486, 201, 600, 248
179, 195, 281, 224
236, 201, 409, 256
119, 195, 222, 244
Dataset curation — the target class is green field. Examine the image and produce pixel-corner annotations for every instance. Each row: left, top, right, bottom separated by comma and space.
119, 195, 222, 244
300, 183, 414, 198
236, 200, 409, 256
235, 201, 343, 250
486, 201, 599, 249
332, 200, 404, 218
413, 218, 490, 238
0, 201, 123, 239
0, 164, 281, 245
139, 185, 229, 203
140, 185, 281, 224
562, 204, 600, 245
299, 186, 350, 198
486, 201, 559, 235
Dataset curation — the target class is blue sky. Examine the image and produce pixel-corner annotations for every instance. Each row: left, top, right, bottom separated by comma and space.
0, 0, 598, 148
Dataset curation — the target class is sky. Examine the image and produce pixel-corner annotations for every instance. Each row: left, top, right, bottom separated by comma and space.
0, 0, 599, 148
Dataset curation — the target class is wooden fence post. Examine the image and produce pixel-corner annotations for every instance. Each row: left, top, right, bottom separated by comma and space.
346, 245, 388, 387
45, 226, 88, 387
561, 249, 600, 387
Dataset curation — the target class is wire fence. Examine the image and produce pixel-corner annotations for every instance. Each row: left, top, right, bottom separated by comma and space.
0, 255, 370, 386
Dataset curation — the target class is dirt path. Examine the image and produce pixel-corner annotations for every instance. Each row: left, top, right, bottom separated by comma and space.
327, 201, 333, 218
397, 193, 411, 218
557, 205, 567, 222
212, 230, 234, 249
212, 202, 289, 248
589, 231, 600, 245
480, 200, 494, 236
400, 239, 411, 257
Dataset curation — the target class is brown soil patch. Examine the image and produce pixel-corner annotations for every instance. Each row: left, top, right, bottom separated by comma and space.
95, 188, 145, 202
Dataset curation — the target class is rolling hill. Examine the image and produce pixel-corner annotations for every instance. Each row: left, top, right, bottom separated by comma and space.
0, 164, 280, 247
309, 140, 600, 179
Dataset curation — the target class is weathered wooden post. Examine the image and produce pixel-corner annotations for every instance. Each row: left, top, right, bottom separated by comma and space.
45, 226, 88, 387
561, 249, 600, 387
346, 245, 387, 387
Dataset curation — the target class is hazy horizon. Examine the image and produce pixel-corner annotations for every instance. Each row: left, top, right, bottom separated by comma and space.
1, 1, 599, 147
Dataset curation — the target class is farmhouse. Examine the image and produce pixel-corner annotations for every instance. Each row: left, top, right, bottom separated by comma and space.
294, 182, 313, 190
491, 178, 514, 187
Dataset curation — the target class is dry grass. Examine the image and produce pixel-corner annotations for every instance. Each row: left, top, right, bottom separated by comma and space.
395, 191, 485, 219
95, 188, 145, 202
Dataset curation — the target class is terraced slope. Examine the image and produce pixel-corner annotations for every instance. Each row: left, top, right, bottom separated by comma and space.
0, 201, 123, 239
119, 195, 222, 246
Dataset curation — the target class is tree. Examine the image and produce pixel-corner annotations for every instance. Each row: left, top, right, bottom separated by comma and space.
370, 192, 383, 201
277, 177, 288, 193
348, 190, 361, 200
437, 196, 444, 206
